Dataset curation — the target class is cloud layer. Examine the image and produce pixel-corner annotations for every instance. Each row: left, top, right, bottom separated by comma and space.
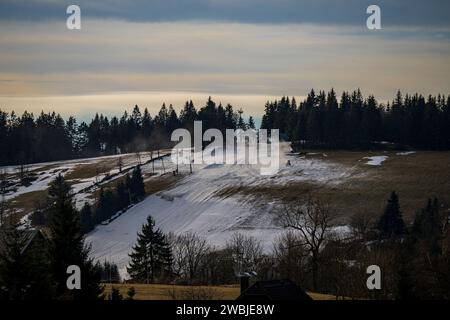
1, 0, 450, 27
0, 2, 449, 118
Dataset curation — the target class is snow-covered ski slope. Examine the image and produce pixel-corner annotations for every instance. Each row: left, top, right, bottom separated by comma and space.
2, 143, 420, 277
86, 143, 356, 276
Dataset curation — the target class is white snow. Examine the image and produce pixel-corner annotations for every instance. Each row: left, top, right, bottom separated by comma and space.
363, 156, 388, 166
86, 143, 356, 278
3, 170, 63, 201
396, 151, 416, 156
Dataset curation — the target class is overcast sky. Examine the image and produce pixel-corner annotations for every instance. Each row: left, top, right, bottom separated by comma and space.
0, 0, 449, 119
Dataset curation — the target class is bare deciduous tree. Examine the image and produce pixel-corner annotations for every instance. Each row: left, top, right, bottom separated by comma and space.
350, 211, 374, 240
170, 232, 210, 283
272, 231, 307, 285
225, 233, 264, 276
278, 196, 332, 290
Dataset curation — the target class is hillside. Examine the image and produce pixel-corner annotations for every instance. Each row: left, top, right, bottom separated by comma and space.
2, 146, 449, 278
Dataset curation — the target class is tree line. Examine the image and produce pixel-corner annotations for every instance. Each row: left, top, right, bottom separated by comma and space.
1, 179, 449, 299
124, 192, 449, 300
32, 166, 146, 234
0, 97, 253, 166
261, 90, 450, 150
2, 90, 449, 166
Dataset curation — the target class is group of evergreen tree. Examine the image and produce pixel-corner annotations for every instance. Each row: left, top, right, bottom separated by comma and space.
0, 110, 74, 166
32, 165, 146, 234
127, 215, 173, 283
80, 166, 146, 233
374, 192, 450, 299
0, 175, 103, 300
98, 261, 121, 284
261, 90, 450, 150
0, 98, 249, 166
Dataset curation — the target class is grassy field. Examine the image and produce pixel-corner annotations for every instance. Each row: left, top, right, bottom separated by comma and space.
218, 151, 450, 223
5, 189, 48, 218
102, 283, 337, 300
308, 150, 450, 222
64, 160, 119, 180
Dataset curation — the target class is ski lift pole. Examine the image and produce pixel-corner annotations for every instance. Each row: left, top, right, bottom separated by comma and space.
189, 149, 193, 174
176, 148, 179, 173
151, 150, 155, 173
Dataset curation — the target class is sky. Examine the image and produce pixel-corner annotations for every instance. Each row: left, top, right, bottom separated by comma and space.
0, 0, 450, 120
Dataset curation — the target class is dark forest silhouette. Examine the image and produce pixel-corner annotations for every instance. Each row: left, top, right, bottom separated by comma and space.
262, 89, 450, 150
1, 90, 450, 166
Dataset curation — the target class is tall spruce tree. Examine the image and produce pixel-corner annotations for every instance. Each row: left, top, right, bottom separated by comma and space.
248, 116, 256, 129
412, 198, 444, 257
80, 203, 94, 234
99, 261, 121, 283
48, 174, 103, 299
129, 166, 146, 202
377, 191, 406, 238
116, 180, 131, 210
127, 215, 172, 283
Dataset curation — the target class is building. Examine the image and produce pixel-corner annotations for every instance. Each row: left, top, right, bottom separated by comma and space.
237, 279, 313, 301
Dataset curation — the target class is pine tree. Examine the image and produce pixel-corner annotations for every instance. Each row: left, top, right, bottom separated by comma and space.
116, 180, 131, 210
412, 198, 444, 257
142, 108, 153, 139
99, 261, 121, 283
48, 174, 103, 299
248, 116, 256, 129
129, 166, 145, 203
95, 187, 117, 223
167, 105, 180, 133
377, 191, 406, 238
126, 287, 136, 300
80, 203, 94, 234
110, 287, 123, 300
180, 100, 198, 132
237, 109, 247, 130
127, 216, 172, 283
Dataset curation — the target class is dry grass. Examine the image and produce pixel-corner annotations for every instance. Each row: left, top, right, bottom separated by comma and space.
5, 190, 48, 215
30, 164, 61, 174
85, 173, 182, 202
217, 151, 450, 223
319, 151, 450, 222
144, 173, 182, 195
102, 283, 336, 300
103, 284, 237, 300
64, 160, 117, 180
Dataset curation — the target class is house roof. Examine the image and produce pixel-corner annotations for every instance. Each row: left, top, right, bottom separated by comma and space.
237, 279, 313, 301
0, 228, 45, 255
20, 229, 42, 254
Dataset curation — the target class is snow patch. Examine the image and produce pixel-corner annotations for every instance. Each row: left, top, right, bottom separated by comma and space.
396, 151, 416, 156
364, 156, 388, 166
